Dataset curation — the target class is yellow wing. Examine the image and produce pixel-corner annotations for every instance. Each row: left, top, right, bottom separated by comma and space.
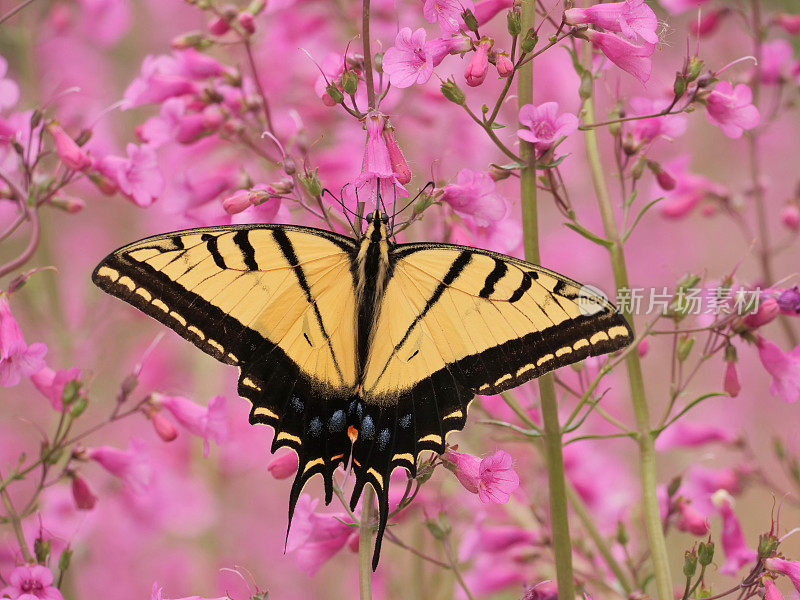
361, 243, 632, 456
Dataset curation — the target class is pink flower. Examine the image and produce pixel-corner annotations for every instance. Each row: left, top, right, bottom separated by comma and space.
565, 0, 658, 44
758, 39, 794, 84
30, 366, 81, 410
1, 565, 63, 600
743, 297, 779, 328
86, 439, 151, 494
150, 411, 178, 442
427, 34, 472, 65
139, 98, 215, 147
154, 394, 227, 456
473, 0, 513, 25
777, 287, 800, 314
423, 0, 473, 33
445, 449, 520, 503
441, 169, 508, 227
705, 81, 760, 139
382, 28, 434, 88
584, 29, 654, 84
0, 55, 20, 110
459, 522, 537, 561
496, 54, 513, 77
655, 422, 736, 450
773, 13, 800, 35
382, 126, 412, 185
781, 205, 800, 231
449, 209, 523, 254
757, 336, 800, 403
0, 295, 47, 387
71, 473, 98, 510
517, 102, 579, 156
286, 495, 356, 575
523, 580, 559, 599
624, 96, 687, 147
763, 579, 785, 600
238, 12, 256, 34
675, 500, 709, 536
690, 8, 728, 37
96, 143, 164, 207
656, 155, 729, 219
267, 451, 299, 479
464, 41, 490, 87
222, 189, 253, 215
766, 558, 800, 593
48, 124, 91, 171
712, 490, 757, 575
724, 361, 741, 397
122, 54, 195, 109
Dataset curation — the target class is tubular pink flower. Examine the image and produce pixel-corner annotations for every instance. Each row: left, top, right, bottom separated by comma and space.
222, 189, 253, 214
765, 558, 800, 593
743, 297, 779, 329
86, 439, 151, 494
286, 495, 356, 575
423, 0, 473, 33
656, 155, 729, 219
496, 54, 513, 77
0, 55, 20, 110
150, 411, 178, 442
238, 12, 256, 34
444, 450, 481, 493
757, 39, 793, 85
774, 13, 800, 35
208, 16, 231, 36
49, 124, 91, 171
362, 112, 393, 179
441, 169, 508, 227
565, 0, 658, 44
459, 522, 537, 561
625, 96, 687, 146
705, 81, 760, 139
122, 54, 195, 109
517, 101, 579, 156
675, 500, 709, 536
690, 8, 728, 37
763, 579, 785, 600
655, 422, 736, 450
712, 490, 757, 574
724, 361, 741, 397
781, 205, 800, 231
445, 449, 519, 503
473, 0, 513, 25
267, 451, 299, 479
658, 0, 710, 15
71, 473, 98, 510
464, 41, 490, 87
154, 394, 227, 456
584, 29, 653, 84
0, 295, 47, 388
95, 143, 164, 207
382, 127, 412, 185
1, 565, 63, 600
756, 336, 800, 403
382, 28, 434, 88
30, 366, 81, 410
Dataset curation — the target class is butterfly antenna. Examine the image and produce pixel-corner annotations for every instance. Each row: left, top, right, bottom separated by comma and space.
322, 188, 357, 235
394, 181, 434, 220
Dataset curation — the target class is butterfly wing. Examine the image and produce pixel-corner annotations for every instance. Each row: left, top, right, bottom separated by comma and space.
92, 224, 361, 516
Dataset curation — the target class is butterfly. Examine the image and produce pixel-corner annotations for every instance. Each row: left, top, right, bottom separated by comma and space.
92, 204, 632, 568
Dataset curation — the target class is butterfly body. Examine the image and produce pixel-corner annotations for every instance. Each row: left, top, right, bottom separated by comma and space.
92, 209, 632, 568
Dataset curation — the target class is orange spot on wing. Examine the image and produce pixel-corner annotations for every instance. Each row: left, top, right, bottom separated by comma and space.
348, 425, 359, 443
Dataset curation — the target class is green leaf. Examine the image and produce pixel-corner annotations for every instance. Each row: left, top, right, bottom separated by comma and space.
623, 197, 662, 242
489, 122, 506, 129
564, 221, 613, 248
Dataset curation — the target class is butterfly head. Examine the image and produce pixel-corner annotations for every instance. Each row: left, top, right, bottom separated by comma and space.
364, 208, 390, 242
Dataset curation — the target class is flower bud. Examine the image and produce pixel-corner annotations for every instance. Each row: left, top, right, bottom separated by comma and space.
698, 541, 714, 566
637, 337, 649, 357
222, 189, 252, 214
208, 16, 231, 35
49, 124, 91, 171
687, 56, 704, 82
71, 473, 98, 510
341, 70, 358, 95
35, 537, 51, 564
300, 169, 322, 197
238, 11, 256, 34
615, 521, 629, 545
673, 73, 687, 98
758, 533, 779, 559
425, 514, 451, 540
51, 196, 85, 214
777, 286, 800, 314
520, 28, 537, 53
69, 396, 88, 418
489, 165, 512, 181
151, 411, 179, 442
462, 9, 479, 33
507, 10, 521, 36
465, 42, 490, 87
496, 53, 514, 77
374, 52, 383, 73
383, 127, 412, 185
677, 335, 694, 362
441, 79, 465, 105
683, 549, 698, 578
283, 156, 297, 176
724, 347, 740, 397
171, 31, 210, 50
667, 475, 682, 497
743, 297, 778, 329
119, 372, 138, 402
325, 84, 343, 105
267, 451, 299, 479
781, 204, 800, 231
59, 549, 73, 572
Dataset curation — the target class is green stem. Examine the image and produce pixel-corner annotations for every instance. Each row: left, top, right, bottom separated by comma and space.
362, 0, 376, 110
518, 5, 575, 600
358, 485, 375, 600
0, 470, 33, 563
581, 64, 673, 599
